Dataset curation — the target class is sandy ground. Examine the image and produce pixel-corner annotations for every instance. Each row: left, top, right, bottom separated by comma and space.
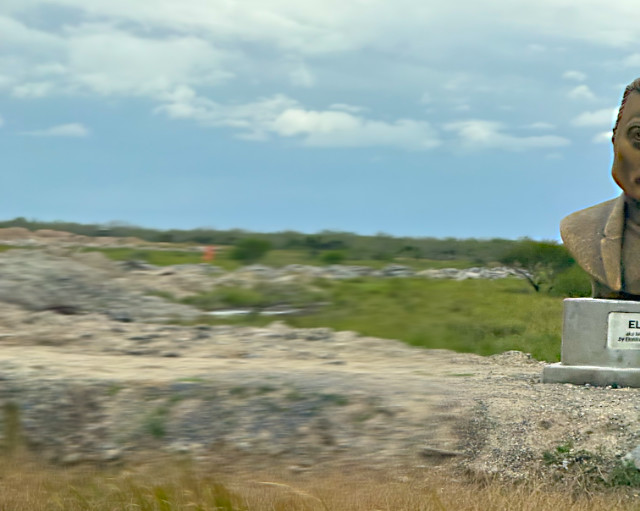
0, 302, 638, 482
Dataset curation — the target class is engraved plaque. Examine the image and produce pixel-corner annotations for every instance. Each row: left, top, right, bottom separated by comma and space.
607, 312, 640, 349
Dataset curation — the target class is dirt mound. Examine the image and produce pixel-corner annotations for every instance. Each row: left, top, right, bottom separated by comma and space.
0, 249, 200, 321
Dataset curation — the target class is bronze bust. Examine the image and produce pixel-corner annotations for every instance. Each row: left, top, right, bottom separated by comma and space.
561, 78, 640, 300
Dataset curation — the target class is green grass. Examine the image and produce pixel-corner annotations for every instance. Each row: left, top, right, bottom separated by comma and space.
80, 247, 224, 266
81, 246, 479, 271
194, 278, 563, 362
181, 281, 329, 310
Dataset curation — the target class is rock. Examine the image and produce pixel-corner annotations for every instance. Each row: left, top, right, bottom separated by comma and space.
381, 264, 414, 277
0, 250, 200, 322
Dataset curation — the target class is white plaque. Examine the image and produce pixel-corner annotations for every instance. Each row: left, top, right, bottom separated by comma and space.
607, 312, 640, 349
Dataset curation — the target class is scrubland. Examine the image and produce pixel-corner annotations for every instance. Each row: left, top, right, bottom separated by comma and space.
0, 240, 629, 509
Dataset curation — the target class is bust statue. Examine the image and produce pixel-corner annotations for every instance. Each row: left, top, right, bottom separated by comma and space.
561, 78, 640, 300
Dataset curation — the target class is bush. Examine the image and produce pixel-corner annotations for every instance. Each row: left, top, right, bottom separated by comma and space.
230, 238, 271, 264
549, 264, 591, 297
320, 251, 346, 265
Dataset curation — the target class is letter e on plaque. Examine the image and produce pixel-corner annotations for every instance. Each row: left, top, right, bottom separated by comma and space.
608, 312, 640, 349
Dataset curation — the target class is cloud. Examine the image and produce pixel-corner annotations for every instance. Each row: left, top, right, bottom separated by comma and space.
329, 103, 367, 114
9, 0, 640, 54
592, 131, 613, 144
1, 17, 233, 99
22, 123, 90, 137
64, 26, 233, 97
12, 81, 55, 98
444, 120, 570, 151
0, 114, 4, 127
272, 109, 441, 149
562, 70, 586, 82
7, 0, 640, 154
567, 85, 596, 101
571, 108, 618, 127
525, 122, 556, 130
156, 90, 441, 149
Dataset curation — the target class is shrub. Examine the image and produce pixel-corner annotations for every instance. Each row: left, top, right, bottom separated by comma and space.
320, 251, 346, 265
549, 264, 591, 297
230, 238, 271, 264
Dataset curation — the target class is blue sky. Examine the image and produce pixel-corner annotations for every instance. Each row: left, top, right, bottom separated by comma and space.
1, 1, 637, 239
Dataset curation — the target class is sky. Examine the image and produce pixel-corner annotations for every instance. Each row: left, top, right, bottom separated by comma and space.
2, 1, 639, 240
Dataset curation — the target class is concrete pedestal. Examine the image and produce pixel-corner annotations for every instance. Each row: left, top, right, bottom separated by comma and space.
542, 298, 640, 387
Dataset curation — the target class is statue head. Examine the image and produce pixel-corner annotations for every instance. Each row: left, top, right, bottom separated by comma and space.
611, 78, 640, 200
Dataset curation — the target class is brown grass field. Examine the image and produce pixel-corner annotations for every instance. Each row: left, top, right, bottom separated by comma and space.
1, 453, 639, 511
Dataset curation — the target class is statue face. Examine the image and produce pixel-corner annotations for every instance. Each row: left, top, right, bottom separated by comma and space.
612, 91, 640, 200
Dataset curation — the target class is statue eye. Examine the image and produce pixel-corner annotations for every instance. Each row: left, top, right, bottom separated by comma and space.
629, 126, 640, 141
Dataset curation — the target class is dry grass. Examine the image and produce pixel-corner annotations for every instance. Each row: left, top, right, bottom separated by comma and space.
0, 454, 639, 511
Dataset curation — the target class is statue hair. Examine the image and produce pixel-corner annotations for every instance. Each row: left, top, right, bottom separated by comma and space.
612, 78, 640, 143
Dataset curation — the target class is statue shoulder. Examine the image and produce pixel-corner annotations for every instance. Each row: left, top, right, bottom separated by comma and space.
560, 198, 619, 242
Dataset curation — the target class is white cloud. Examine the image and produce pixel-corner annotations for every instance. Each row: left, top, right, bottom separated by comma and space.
272, 109, 441, 149
156, 91, 441, 149
9, 0, 640, 55
64, 26, 233, 97
0, 16, 234, 100
444, 120, 570, 151
0, 14, 61, 51
571, 108, 618, 127
22, 123, 90, 137
562, 70, 586, 82
7, 0, 640, 153
525, 122, 556, 130
0, 115, 4, 127
592, 131, 613, 144
12, 82, 55, 98
329, 103, 367, 114
567, 85, 596, 101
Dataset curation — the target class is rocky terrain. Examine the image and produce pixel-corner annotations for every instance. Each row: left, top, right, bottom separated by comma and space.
0, 227, 172, 249
0, 248, 636, 484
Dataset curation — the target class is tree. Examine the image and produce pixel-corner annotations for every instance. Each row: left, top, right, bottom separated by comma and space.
499, 240, 574, 292
230, 238, 272, 264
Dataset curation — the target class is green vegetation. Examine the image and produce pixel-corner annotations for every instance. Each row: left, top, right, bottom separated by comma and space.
81, 247, 209, 266
320, 250, 346, 265
230, 238, 272, 264
0, 219, 592, 362
543, 441, 640, 489
190, 278, 563, 362
181, 281, 329, 310
0, 216, 541, 264
550, 264, 592, 297
499, 239, 576, 293
143, 407, 170, 439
